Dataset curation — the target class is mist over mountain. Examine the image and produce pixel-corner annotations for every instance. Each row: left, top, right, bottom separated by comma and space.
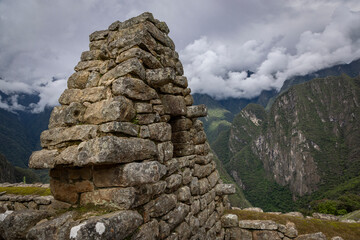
194, 59, 360, 212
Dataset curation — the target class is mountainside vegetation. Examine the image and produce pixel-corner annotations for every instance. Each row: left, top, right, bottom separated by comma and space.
0, 91, 51, 183
194, 59, 360, 213
221, 75, 360, 213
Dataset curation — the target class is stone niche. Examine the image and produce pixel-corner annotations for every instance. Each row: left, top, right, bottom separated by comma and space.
29, 12, 234, 239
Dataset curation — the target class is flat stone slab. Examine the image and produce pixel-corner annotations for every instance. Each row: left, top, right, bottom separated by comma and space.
238, 220, 278, 230
78, 136, 158, 166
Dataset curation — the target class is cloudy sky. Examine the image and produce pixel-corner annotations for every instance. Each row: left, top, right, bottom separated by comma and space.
1, 0, 360, 112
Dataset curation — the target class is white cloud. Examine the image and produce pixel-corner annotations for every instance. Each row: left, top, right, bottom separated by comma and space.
182, 6, 360, 99
1, 0, 360, 111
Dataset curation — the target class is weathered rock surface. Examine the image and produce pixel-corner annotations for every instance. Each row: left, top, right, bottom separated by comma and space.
25, 12, 234, 240
0, 210, 51, 240
296, 232, 327, 240
69, 210, 143, 240
238, 220, 278, 230
78, 136, 157, 166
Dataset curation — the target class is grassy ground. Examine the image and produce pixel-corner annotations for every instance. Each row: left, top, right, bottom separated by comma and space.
0, 186, 51, 196
227, 209, 360, 240
341, 210, 360, 221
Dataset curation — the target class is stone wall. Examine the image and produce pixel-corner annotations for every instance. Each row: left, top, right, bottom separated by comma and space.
221, 213, 344, 240
19, 12, 235, 239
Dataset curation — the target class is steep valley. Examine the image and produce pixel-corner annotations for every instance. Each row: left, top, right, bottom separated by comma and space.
214, 75, 360, 212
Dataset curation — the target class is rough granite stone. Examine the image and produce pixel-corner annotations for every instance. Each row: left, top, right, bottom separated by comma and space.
26, 211, 75, 240
83, 97, 135, 124
59, 87, 107, 105
69, 210, 143, 240
67, 71, 90, 89
296, 232, 327, 240
116, 47, 162, 69
29, 149, 58, 169
215, 184, 236, 195
149, 122, 172, 142
99, 58, 146, 85
221, 214, 239, 228
99, 121, 140, 136
186, 105, 207, 118
144, 194, 177, 220
161, 95, 187, 116
78, 136, 157, 166
112, 77, 158, 100
93, 161, 167, 187
40, 125, 98, 148
0, 210, 51, 240
238, 220, 278, 230
80, 187, 136, 209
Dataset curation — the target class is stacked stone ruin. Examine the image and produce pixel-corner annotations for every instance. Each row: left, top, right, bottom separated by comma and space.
29, 12, 234, 239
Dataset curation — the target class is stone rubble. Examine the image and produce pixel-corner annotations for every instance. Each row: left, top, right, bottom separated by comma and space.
1, 12, 235, 239
221, 212, 346, 240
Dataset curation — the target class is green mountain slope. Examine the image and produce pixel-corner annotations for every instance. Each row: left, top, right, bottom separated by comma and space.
227, 75, 360, 212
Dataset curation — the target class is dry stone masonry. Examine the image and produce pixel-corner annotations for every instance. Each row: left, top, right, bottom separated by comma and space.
221, 213, 345, 240
21, 12, 235, 239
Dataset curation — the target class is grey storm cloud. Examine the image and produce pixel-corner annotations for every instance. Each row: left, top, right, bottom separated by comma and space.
1, 0, 360, 112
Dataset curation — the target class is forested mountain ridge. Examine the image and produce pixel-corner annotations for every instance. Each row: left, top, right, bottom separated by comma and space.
225, 75, 360, 212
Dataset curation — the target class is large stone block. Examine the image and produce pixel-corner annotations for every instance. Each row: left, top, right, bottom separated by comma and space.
162, 203, 190, 230
238, 220, 278, 230
112, 77, 158, 100
50, 178, 78, 204
67, 71, 89, 89
193, 163, 213, 178
159, 83, 184, 95
107, 24, 158, 56
81, 50, 107, 61
172, 131, 192, 143
80, 187, 136, 209
116, 47, 162, 69
296, 232, 327, 240
40, 125, 98, 148
146, 68, 175, 87
143, 194, 177, 219
48, 103, 85, 128
157, 141, 173, 162
148, 122, 172, 142
161, 95, 187, 116
69, 210, 143, 240
221, 214, 239, 228
78, 136, 157, 166
171, 118, 192, 132
131, 219, 160, 240
109, 12, 155, 31
29, 149, 58, 169
83, 97, 135, 124
93, 161, 166, 187
74, 60, 104, 72
199, 178, 210, 195
99, 121, 139, 136
173, 143, 195, 157
165, 174, 182, 190
0, 210, 51, 240
135, 102, 153, 113
89, 30, 109, 41
215, 184, 236, 196
58, 87, 107, 105
173, 76, 188, 88
100, 58, 146, 85
252, 230, 282, 240
186, 105, 208, 118
55, 145, 79, 166
26, 211, 75, 240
